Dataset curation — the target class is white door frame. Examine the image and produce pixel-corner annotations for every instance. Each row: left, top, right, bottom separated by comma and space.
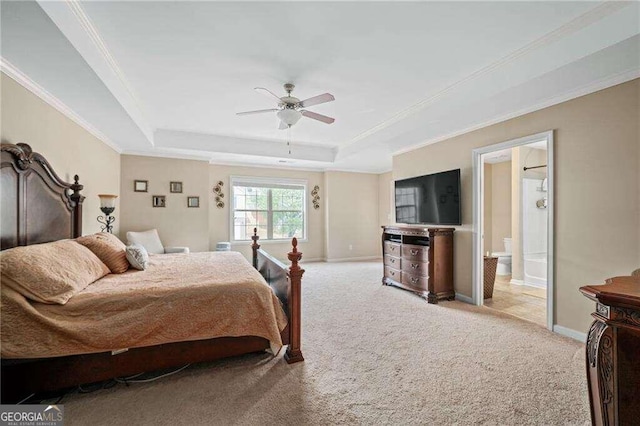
471, 130, 555, 330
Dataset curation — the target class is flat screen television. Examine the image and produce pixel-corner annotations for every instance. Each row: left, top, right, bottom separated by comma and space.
394, 169, 461, 226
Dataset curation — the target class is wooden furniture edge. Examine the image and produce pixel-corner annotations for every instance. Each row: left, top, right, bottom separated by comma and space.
580, 274, 640, 426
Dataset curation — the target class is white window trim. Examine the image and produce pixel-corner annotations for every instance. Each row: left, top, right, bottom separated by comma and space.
229, 175, 308, 244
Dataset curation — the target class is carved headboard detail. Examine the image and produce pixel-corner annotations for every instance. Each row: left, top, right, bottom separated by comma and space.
1, 143, 85, 250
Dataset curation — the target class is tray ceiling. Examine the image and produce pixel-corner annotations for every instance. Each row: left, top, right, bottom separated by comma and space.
2, 1, 639, 172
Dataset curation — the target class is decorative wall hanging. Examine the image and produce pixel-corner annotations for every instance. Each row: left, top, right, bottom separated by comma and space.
187, 196, 200, 208
134, 180, 148, 192
170, 181, 183, 193
152, 195, 166, 208
311, 185, 320, 209
213, 180, 225, 208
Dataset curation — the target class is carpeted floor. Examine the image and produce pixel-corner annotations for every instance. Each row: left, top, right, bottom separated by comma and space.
60, 261, 590, 425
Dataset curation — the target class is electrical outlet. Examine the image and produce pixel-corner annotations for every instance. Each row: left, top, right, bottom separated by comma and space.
349, 244, 353, 250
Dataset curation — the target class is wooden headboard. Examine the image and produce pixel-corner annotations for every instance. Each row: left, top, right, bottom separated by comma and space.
1, 143, 84, 250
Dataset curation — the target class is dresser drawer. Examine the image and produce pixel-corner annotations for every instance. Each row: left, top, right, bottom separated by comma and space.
401, 259, 428, 277
384, 254, 401, 268
401, 244, 429, 262
384, 241, 401, 256
402, 272, 428, 291
384, 266, 401, 282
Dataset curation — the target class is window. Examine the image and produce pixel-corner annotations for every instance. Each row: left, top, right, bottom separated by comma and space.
231, 177, 306, 242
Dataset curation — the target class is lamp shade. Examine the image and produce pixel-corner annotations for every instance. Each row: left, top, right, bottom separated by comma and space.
98, 194, 118, 209
276, 109, 302, 126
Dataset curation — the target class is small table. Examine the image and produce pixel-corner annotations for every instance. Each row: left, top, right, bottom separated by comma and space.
580, 274, 640, 426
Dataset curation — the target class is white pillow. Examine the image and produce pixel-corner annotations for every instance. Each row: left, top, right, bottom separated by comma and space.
126, 229, 165, 254
126, 244, 149, 270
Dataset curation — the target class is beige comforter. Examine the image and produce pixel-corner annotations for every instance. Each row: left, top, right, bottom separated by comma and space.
1, 252, 287, 359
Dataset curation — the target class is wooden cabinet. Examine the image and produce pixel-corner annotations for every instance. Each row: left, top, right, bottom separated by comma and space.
580, 275, 640, 426
381, 226, 454, 303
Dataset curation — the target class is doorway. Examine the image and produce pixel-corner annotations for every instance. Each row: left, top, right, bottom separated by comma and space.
472, 131, 554, 330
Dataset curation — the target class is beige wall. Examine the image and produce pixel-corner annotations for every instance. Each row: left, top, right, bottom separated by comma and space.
325, 171, 381, 260
119, 155, 210, 251
1, 73, 121, 235
394, 79, 640, 333
491, 161, 511, 254
378, 172, 393, 229
120, 157, 384, 263
483, 163, 493, 255
209, 164, 325, 262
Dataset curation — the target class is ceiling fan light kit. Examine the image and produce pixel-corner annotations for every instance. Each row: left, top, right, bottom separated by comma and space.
277, 108, 302, 127
237, 83, 335, 130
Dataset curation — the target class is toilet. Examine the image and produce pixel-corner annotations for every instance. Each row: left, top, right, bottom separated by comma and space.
492, 238, 512, 276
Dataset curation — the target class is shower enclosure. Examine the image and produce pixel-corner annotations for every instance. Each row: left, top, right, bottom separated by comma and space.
522, 178, 548, 288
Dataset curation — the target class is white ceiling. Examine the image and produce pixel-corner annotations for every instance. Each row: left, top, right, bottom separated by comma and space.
2, 1, 639, 172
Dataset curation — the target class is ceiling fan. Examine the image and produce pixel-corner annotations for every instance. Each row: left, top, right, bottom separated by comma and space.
236, 83, 335, 130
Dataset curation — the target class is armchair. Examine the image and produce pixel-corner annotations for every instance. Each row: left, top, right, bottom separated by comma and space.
126, 229, 189, 254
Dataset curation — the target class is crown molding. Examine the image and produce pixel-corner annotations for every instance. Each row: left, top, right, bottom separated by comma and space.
1, 58, 122, 154
344, 1, 631, 150
393, 67, 640, 157
208, 160, 325, 173
121, 150, 211, 162
38, 0, 155, 144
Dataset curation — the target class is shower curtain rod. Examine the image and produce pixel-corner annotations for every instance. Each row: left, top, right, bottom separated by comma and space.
523, 164, 547, 171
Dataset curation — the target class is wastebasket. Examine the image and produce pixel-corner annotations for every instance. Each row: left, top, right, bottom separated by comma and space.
484, 256, 499, 299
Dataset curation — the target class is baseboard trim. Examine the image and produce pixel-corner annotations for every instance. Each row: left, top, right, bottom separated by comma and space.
455, 293, 474, 304
325, 256, 381, 263
302, 257, 325, 263
553, 325, 587, 342
510, 279, 524, 286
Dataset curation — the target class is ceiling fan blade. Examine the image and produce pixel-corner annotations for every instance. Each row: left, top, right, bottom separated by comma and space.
301, 110, 335, 124
254, 87, 283, 103
236, 108, 279, 116
278, 120, 289, 130
299, 93, 335, 108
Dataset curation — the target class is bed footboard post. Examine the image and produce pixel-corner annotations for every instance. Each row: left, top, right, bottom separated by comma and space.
70, 174, 85, 238
285, 237, 304, 363
251, 228, 260, 269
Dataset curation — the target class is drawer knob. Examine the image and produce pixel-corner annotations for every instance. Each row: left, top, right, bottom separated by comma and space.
410, 249, 419, 255
411, 277, 419, 284
390, 258, 395, 263
411, 263, 419, 269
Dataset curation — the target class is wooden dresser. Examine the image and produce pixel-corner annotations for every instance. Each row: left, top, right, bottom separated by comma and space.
381, 226, 454, 303
580, 274, 640, 426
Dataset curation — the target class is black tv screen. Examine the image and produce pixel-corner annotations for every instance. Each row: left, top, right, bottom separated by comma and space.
395, 169, 461, 226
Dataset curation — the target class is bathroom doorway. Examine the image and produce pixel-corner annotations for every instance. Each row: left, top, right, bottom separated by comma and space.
472, 131, 554, 330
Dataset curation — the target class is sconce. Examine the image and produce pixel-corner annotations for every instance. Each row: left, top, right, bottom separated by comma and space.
97, 194, 118, 233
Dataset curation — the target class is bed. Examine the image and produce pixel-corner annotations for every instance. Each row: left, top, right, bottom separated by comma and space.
0, 142, 304, 403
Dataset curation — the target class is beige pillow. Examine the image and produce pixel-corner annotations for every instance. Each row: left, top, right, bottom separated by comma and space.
0, 240, 110, 304
76, 233, 129, 273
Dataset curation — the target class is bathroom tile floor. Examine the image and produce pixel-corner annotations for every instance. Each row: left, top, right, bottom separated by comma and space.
484, 275, 546, 326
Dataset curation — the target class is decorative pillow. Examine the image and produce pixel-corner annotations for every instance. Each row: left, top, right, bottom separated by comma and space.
126, 244, 149, 270
76, 233, 129, 273
0, 240, 110, 305
126, 229, 165, 254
